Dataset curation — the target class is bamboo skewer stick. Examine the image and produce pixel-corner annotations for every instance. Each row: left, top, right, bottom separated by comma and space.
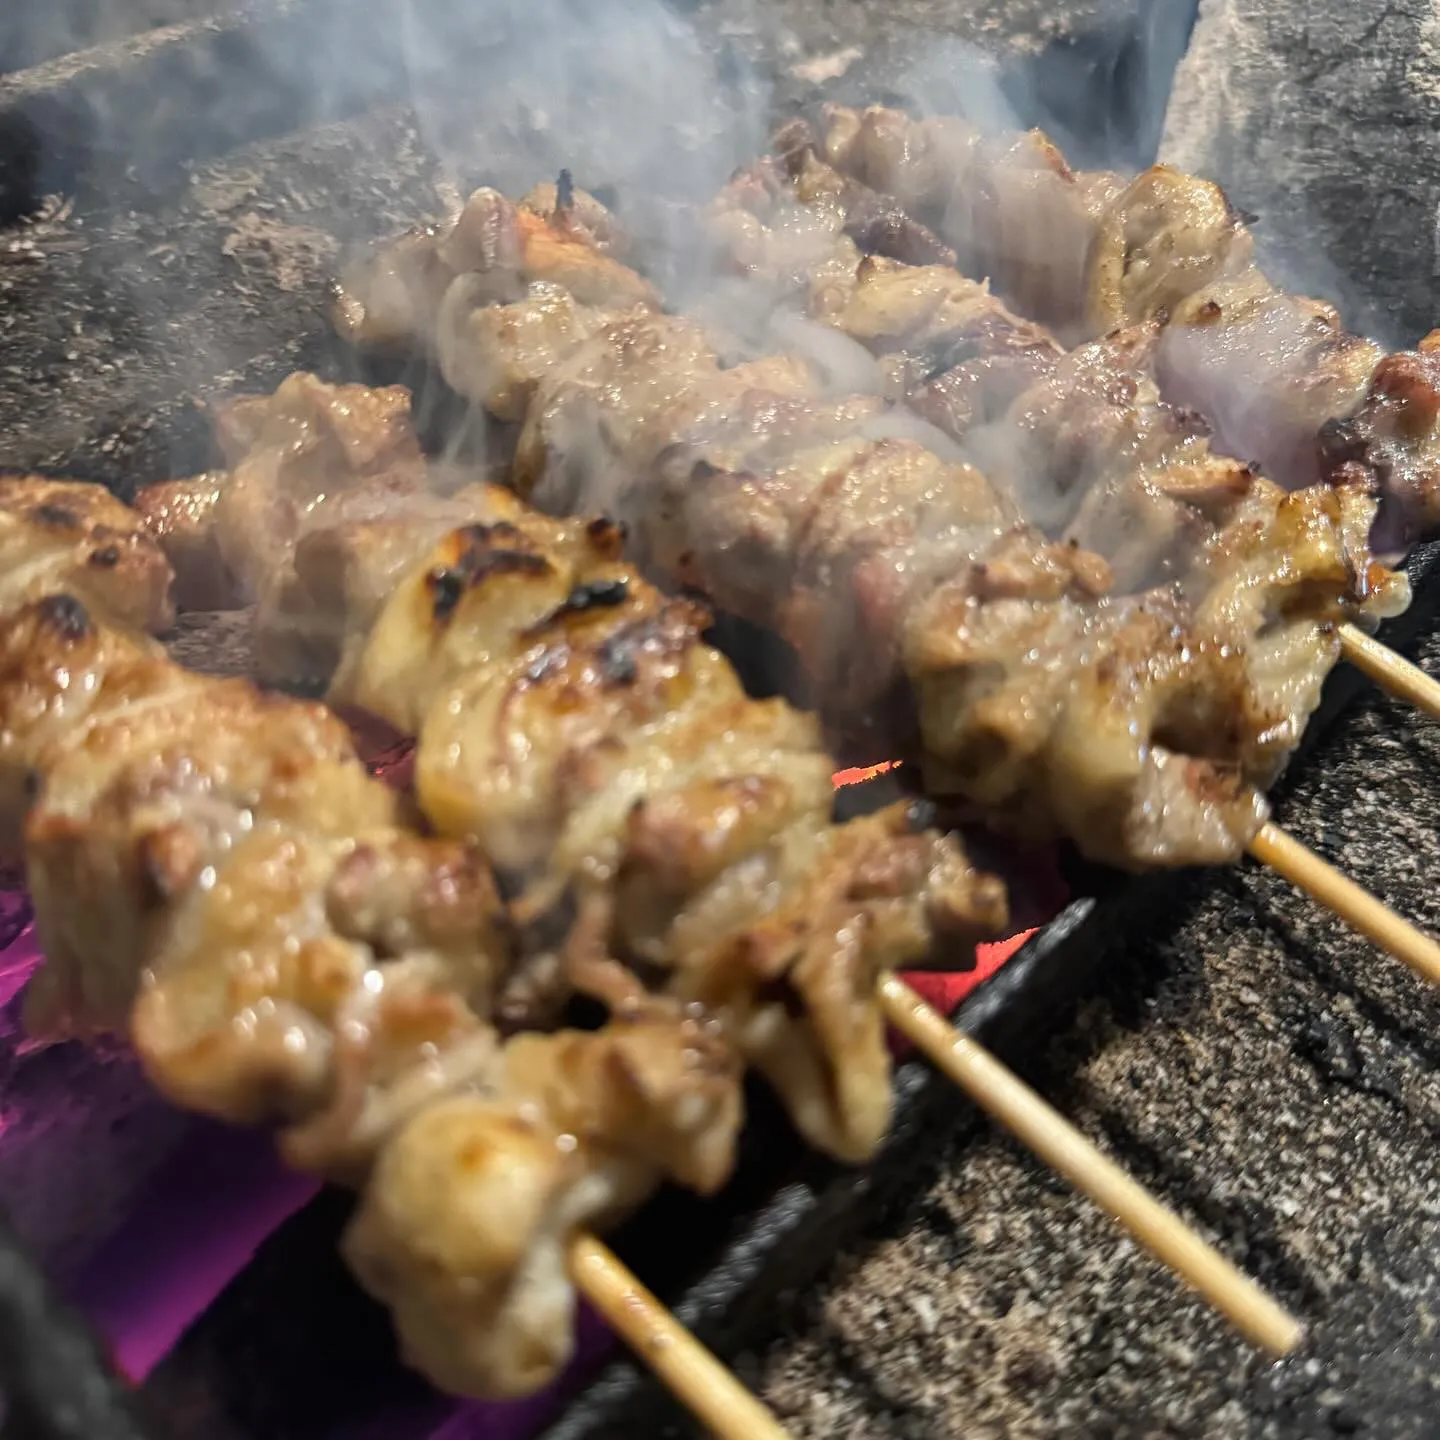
1249, 822, 1440, 986
1338, 625, 1440, 721
567, 1235, 793, 1440
876, 973, 1305, 1357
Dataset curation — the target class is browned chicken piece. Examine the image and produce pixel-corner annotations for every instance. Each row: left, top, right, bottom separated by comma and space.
357, 186, 1389, 868
1156, 269, 1384, 490
334, 182, 658, 358
815, 103, 1251, 342
259, 481, 528, 691
1320, 345, 1440, 546
324, 510, 1007, 1161
905, 467, 1407, 860
206, 372, 430, 605
130, 472, 240, 611
346, 1008, 743, 1399
906, 583, 1269, 864
0, 579, 749, 1402
133, 373, 520, 686
0, 593, 505, 1136
0, 477, 175, 635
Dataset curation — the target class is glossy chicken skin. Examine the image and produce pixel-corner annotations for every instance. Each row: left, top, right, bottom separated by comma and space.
0, 577, 751, 1402
319, 507, 1007, 1162
339, 184, 1399, 868
0, 476, 175, 635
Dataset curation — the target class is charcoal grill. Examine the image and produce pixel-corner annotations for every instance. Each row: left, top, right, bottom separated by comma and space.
0, 3, 1436, 1437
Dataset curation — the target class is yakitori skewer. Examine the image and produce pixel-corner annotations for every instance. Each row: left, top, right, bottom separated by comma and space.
0, 481, 803, 1432
688, 141, 1440, 992
145, 373, 1302, 1356
790, 109, 1440, 710
316, 180, 1440, 997
711, 131, 1440, 744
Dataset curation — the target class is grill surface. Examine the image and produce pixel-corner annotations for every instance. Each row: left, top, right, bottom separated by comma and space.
0, 2, 1438, 1436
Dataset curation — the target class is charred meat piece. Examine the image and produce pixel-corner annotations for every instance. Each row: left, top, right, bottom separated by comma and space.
814, 103, 1251, 342
0, 572, 753, 1404
0, 476, 175, 635
314, 501, 1007, 1162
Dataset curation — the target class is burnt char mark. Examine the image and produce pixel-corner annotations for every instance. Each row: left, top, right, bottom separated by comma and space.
88, 545, 121, 569
34, 594, 91, 640
30, 503, 79, 529
597, 632, 640, 686
585, 516, 628, 557
522, 577, 631, 639
425, 524, 553, 625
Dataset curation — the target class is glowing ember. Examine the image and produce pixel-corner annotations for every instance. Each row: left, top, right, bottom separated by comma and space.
832, 759, 901, 788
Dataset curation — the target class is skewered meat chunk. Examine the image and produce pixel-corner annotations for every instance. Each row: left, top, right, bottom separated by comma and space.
135, 372, 528, 687
208, 373, 429, 605
347, 1005, 741, 1398
305, 495, 1006, 1161
0, 477, 174, 636
813, 103, 1252, 342
1154, 270, 1385, 492
1319, 342, 1440, 546
341, 190, 1352, 868
0, 566, 756, 1400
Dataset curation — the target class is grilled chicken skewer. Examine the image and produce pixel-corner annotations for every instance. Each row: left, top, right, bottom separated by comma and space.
710, 136, 1440, 746
808, 105, 1440, 552
0, 488, 779, 1400
142, 374, 1007, 1163
221, 374, 1298, 1358
332, 183, 1405, 873
699, 138, 1413, 713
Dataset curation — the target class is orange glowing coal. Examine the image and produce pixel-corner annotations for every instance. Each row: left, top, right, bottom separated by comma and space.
831, 760, 901, 789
